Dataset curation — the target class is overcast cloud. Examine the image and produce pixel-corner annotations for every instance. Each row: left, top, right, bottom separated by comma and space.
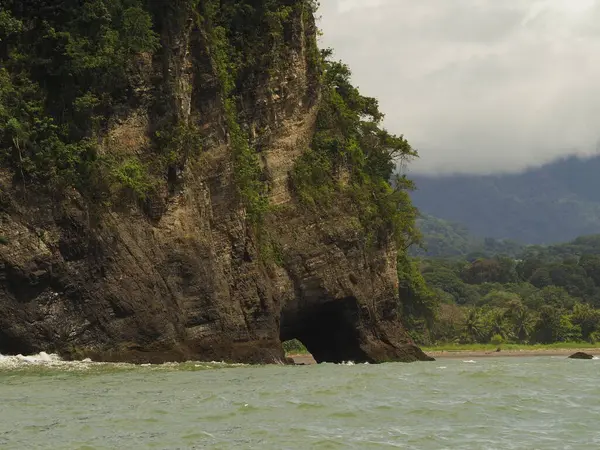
318, 0, 600, 174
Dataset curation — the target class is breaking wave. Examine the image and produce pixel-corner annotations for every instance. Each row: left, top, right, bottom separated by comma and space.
0, 351, 97, 370
0, 352, 249, 372
0, 351, 86, 369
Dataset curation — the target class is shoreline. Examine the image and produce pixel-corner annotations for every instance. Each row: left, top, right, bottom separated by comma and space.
427, 347, 600, 359
288, 348, 600, 364
288, 354, 317, 365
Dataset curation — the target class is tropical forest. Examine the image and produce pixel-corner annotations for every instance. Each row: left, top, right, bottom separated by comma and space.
402, 233, 600, 348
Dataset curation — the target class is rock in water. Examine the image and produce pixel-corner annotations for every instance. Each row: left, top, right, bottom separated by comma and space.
569, 352, 594, 360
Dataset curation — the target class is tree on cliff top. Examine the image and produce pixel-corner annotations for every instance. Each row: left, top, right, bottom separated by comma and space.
0, 1, 159, 197
292, 53, 420, 250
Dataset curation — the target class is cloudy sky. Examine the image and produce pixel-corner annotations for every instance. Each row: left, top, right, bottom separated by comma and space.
318, 0, 600, 174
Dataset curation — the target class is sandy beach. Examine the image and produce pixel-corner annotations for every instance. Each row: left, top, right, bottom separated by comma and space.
288, 348, 600, 364
289, 354, 317, 365
426, 348, 600, 359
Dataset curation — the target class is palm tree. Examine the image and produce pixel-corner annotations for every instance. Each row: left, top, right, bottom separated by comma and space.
464, 309, 483, 343
512, 307, 534, 343
488, 309, 508, 340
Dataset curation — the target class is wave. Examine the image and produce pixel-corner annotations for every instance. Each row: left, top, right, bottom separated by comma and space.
0, 351, 90, 369
0, 352, 252, 372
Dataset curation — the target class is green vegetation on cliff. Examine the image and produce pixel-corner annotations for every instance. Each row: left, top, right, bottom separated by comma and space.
284, 51, 436, 338
291, 54, 419, 249
1, 0, 420, 245
0, 0, 318, 220
201, 0, 315, 223
1, 1, 158, 204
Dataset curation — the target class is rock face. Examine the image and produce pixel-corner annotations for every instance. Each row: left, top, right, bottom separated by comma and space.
569, 352, 594, 360
0, 2, 431, 364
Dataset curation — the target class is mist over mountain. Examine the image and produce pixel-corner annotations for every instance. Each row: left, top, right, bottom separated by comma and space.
410, 154, 600, 245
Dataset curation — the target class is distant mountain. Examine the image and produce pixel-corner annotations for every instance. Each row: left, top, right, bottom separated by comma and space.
410, 154, 600, 245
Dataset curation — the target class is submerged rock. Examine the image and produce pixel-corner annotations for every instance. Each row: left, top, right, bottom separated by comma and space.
568, 352, 594, 360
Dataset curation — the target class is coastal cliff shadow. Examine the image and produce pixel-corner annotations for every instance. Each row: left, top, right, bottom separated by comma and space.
0, 329, 35, 356
280, 297, 371, 364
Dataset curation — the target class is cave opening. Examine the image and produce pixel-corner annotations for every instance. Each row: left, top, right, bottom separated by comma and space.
280, 297, 372, 364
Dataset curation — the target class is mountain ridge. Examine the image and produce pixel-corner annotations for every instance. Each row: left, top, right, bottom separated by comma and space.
410, 154, 600, 245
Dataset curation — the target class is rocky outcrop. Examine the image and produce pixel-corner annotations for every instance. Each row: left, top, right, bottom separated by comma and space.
0, 2, 431, 364
569, 352, 594, 360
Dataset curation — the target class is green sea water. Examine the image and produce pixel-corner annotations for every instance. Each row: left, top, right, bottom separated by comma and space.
1, 353, 599, 449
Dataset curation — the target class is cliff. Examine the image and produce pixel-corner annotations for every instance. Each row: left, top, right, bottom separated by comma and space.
0, 0, 432, 363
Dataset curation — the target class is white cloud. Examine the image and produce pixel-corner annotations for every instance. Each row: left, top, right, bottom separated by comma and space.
318, 0, 600, 174
337, 0, 386, 13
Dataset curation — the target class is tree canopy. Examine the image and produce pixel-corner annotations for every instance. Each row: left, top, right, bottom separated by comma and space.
411, 236, 600, 345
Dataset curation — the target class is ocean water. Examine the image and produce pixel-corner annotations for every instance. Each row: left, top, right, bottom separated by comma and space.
1, 353, 599, 449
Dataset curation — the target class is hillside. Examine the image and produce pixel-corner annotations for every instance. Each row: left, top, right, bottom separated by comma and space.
412, 214, 524, 258
410, 155, 600, 244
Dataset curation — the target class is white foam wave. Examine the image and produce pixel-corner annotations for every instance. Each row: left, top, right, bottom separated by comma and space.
0, 351, 70, 368
0, 352, 106, 372
0, 352, 253, 371
462, 360, 477, 363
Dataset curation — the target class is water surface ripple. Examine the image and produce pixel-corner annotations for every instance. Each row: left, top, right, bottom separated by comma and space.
1, 354, 599, 449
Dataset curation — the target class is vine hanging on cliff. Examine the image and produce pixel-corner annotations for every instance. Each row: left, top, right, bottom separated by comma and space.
291, 52, 420, 249
200, 0, 311, 224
